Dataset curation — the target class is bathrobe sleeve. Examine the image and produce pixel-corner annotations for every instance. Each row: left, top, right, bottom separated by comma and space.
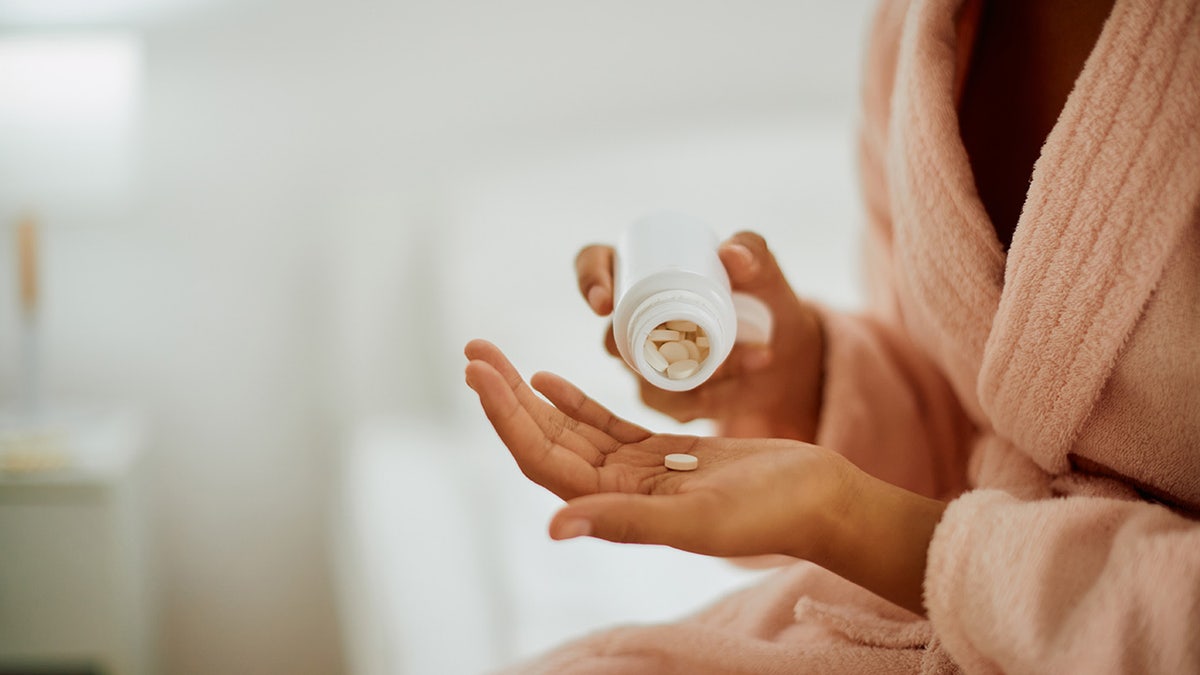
926, 489, 1200, 672
812, 307, 975, 500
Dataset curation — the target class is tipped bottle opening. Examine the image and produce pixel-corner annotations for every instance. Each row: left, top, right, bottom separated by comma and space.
640, 320, 712, 381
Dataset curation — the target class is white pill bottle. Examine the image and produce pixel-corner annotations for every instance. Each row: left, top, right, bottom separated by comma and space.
612, 212, 772, 392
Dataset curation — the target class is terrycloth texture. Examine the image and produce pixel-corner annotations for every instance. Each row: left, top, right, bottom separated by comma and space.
501, 0, 1200, 672
499, 563, 956, 675
927, 490, 1200, 673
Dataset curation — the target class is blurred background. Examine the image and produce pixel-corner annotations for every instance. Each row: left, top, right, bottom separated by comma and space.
0, 0, 874, 673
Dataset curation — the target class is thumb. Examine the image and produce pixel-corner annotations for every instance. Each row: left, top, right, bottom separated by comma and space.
718, 231, 794, 306
549, 491, 722, 554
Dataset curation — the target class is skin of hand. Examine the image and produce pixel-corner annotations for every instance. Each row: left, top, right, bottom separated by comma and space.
575, 231, 825, 441
464, 339, 947, 616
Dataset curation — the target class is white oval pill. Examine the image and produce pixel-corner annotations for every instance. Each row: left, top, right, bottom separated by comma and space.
658, 341, 689, 364
666, 358, 699, 379
648, 329, 681, 342
664, 453, 699, 471
643, 340, 669, 372
695, 336, 709, 349
666, 320, 698, 332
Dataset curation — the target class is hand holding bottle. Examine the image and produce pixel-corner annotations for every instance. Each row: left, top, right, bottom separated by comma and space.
576, 230, 825, 441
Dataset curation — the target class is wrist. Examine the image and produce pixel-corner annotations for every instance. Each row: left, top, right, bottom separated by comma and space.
780, 450, 858, 567
822, 471, 947, 615
778, 301, 826, 443
754, 300, 826, 442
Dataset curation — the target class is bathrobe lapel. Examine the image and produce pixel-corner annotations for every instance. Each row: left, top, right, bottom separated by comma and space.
977, 0, 1200, 472
890, 0, 1200, 472
887, 0, 1005, 422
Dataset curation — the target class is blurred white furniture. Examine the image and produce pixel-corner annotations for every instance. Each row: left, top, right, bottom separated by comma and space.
334, 418, 771, 675
0, 409, 151, 675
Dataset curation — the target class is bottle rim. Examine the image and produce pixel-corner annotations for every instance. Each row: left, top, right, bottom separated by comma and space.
626, 289, 733, 392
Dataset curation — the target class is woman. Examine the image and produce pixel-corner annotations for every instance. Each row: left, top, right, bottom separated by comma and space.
464, 0, 1200, 671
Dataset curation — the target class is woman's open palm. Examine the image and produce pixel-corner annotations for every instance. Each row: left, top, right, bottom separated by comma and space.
464, 339, 853, 559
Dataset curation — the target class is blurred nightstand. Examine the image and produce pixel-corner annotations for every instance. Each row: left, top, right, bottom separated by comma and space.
0, 409, 152, 675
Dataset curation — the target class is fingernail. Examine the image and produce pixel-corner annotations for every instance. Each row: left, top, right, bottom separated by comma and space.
554, 518, 593, 540
587, 286, 608, 313
722, 244, 759, 281
727, 243, 754, 265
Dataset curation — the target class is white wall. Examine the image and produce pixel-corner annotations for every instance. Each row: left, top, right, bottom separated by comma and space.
0, 0, 876, 672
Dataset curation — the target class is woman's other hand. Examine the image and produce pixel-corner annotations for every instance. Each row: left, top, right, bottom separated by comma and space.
575, 231, 824, 440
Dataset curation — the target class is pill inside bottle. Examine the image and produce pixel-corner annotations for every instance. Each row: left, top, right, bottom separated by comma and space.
643, 322, 712, 380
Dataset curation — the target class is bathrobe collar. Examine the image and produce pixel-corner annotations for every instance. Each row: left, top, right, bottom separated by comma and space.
888, 0, 1200, 470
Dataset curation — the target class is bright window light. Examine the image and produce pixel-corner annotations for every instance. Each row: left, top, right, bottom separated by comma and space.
0, 33, 142, 210
0, 0, 207, 25
0, 34, 141, 133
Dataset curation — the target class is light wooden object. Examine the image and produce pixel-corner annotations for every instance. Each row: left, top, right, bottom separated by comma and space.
17, 215, 38, 317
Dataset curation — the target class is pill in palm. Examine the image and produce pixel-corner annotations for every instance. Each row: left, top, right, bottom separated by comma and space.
658, 341, 690, 364
643, 340, 669, 372
664, 453, 699, 471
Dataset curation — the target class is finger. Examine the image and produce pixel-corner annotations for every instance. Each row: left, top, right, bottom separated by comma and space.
575, 245, 615, 315
688, 342, 773, 382
637, 383, 707, 423
465, 339, 607, 465
718, 231, 793, 302
549, 491, 725, 555
633, 346, 773, 422
465, 359, 599, 500
638, 377, 752, 424
603, 322, 620, 358
717, 241, 758, 286
531, 371, 652, 445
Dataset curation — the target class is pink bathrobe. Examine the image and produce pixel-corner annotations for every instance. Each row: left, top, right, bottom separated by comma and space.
505, 0, 1200, 672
